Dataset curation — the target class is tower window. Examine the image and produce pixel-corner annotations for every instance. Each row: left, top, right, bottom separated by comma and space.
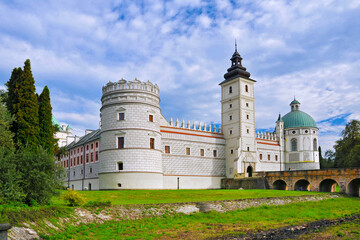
150, 138, 155, 149
229, 115, 232, 120
186, 147, 190, 155
246, 114, 249, 120
246, 103, 249, 107
229, 130, 233, 135
231, 149, 234, 154
229, 104, 232, 108
305, 130, 308, 133
268, 154, 270, 160
95, 152, 98, 161
149, 115, 154, 122
89, 167, 92, 173
247, 147, 250, 151
291, 139, 297, 151
200, 149, 204, 156
292, 130, 296, 134
275, 155, 278, 161
80, 156, 83, 164
118, 137, 124, 149
86, 154, 89, 163
247, 129, 249, 134
91, 153, 93, 162
313, 138, 317, 151
213, 150, 217, 157
96, 142, 98, 148
165, 146, 170, 154
229, 86, 232, 94
245, 85, 248, 92
118, 162, 123, 170
119, 112, 125, 120
260, 154, 262, 160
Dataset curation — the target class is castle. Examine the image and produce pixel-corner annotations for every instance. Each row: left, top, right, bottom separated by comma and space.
60, 47, 320, 190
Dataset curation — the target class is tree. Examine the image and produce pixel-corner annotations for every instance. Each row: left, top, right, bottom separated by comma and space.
13, 59, 40, 148
38, 86, 54, 154
5, 67, 22, 115
334, 120, 360, 168
15, 147, 64, 205
319, 146, 326, 169
0, 93, 14, 150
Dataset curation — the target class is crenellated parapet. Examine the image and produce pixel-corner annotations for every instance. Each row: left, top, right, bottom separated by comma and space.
256, 131, 277, 141
102, 78, 159, 95
169, 117, 222, 133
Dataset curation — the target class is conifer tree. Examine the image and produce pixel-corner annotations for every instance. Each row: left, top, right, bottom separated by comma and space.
5, 67, 22, 137
14, 59, 40, 147
38, 86, 54, 154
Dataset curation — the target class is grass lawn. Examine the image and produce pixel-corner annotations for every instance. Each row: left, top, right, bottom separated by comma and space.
52, 189, 324, 205
44, 197, 360, 240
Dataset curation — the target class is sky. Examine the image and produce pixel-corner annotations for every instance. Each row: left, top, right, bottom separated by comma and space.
0, 0, 359, 152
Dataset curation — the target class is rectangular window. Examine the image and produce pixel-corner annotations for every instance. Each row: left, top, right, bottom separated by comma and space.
91, 144, 93, 149
96, 142, 98, 148
165, 146, 170, 154
229, 86, 232, 93
149, 115, 154, 122
246, 103, 249, 107
89, 167, 92, 174
86, 154, 89, 163
150, 138, 155, 149
230, 130, 233, 135
213, 150, 217, 157
186, 147, 190, 155
230, 149, 234, 154
229, 116, 232, 120
229, 104, 232, 108
247, 147, 250, 151
118, 162, 123, 170
87, 145, 89, 150
77, 149, 79, 153
77, 157, 79, 165
260, 154, 262, 160
247, 115, 249, 119
118, 137, 124, 149
80, 156, 83, 164
268, 154, 270, 160
200, 149, 204, 156
275, 155, 278, 161
95, 152, 98, 161
119, 112, 125, 120
91, 153, 94, 162
247, 129, 249, 134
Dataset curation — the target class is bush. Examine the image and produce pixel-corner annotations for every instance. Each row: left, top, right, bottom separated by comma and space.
62, 190, 85, 206
84, 200, 111, 208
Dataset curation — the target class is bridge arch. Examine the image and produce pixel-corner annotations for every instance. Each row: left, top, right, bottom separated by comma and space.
273, 179, 288, 190
294, 179, 311, 191
347, 178, 360, 197
319, 179, 339, 192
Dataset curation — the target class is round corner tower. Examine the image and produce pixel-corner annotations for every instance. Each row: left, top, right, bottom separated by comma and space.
99, 78, 163, 189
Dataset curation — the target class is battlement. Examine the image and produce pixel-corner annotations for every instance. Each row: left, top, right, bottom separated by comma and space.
168, 118, 222, 133
102, 78, 159, 95
256, 131, 277, 141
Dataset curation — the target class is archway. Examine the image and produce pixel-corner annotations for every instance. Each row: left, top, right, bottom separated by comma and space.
294, 179, 311, 191
347, 178, 360, 197
319, 179, 339, 192
273, 180, 287, 190
247, 166, 253, 177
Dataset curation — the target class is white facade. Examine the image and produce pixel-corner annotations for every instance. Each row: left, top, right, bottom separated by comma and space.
60, 48, 320, 190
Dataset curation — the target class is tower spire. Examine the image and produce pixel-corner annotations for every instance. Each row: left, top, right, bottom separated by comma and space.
235, 39, 237, 52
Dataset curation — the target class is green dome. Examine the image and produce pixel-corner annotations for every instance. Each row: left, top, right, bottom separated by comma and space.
282, 110, 317, 129
290, 99, 300, 105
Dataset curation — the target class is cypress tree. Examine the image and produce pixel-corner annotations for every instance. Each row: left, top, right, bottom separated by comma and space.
5, 67, 22, 137
38, 86, 54, 154
14, 59, 40, 148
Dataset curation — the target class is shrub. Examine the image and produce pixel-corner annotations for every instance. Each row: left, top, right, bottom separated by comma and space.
62, 190, 85, 206
84, 200, 111, 208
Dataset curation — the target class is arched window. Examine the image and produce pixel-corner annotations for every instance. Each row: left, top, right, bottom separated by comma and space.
291, 138, 297, 151
245, 85, 248, 92
313, 138, 317, 151
229, 86, 232, 93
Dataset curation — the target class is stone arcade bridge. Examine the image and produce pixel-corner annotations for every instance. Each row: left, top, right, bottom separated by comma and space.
222, 168, 360, 197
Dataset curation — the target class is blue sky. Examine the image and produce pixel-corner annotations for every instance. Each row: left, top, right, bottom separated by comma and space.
0, 0, 359, 151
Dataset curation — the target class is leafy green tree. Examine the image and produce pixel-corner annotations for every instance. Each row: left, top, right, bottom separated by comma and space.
15, 147, 64, 205
0, 94, 14, 150
13, 59, 40, 148
324, 150, 335, 168
38, 86, 54, 154
334, 120, 360, 168
0, 148, 24, 203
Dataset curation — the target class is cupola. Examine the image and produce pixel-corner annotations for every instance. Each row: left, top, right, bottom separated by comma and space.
222, 42, 252, 84
290, 98, 301, 111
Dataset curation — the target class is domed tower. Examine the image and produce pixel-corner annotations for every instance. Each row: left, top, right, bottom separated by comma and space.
282, 99, 320, 170
220, 43, 257, 178
99, 78, 163, 189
